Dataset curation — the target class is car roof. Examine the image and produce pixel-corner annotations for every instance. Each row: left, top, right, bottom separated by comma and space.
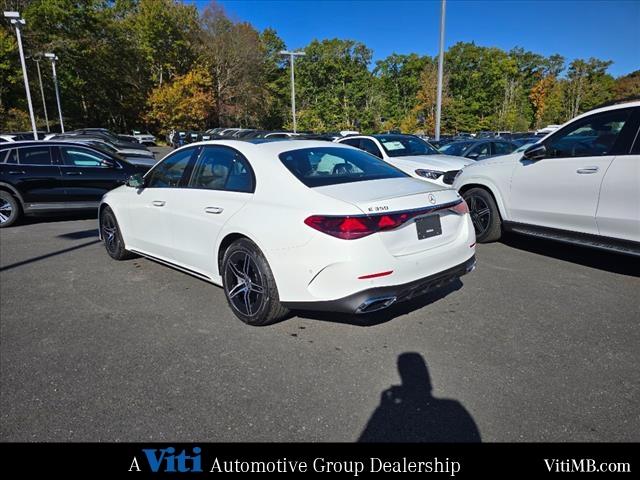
171, 139, 349, 157
0, 140, 112, 149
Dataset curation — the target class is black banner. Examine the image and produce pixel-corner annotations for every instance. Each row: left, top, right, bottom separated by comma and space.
0, 443, 636, 476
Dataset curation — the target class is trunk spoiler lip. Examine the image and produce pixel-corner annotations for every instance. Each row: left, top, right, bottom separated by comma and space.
312, 198, 463, 219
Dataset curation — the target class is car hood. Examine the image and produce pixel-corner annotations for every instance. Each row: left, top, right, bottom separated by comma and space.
387, 154, 472, 170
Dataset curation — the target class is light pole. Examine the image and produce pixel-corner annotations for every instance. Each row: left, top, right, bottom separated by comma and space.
435, 0, 446, 141
3, 11, 38, 140
45, 53, 64, 132
279, 50, 305, 133
34, 57, 50, 132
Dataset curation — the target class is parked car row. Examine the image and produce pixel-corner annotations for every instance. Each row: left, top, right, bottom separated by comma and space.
2, 102, 637, 326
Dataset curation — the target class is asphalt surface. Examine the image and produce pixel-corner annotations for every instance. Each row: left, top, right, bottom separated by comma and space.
1, 159, 639, 441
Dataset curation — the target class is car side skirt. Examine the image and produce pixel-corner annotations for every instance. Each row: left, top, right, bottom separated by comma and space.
23, 202, 99, 213
128, 249, 215, 282
503, 221, 640, 257
282, 255, 476, 314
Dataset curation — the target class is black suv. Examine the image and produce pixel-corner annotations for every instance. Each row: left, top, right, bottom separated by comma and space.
0, 141, 148, 227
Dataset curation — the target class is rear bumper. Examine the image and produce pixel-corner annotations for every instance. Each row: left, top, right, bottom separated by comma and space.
282, 255, 476, 314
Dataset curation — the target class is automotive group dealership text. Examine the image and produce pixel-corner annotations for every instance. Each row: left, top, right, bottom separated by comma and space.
130, 450, 461, 476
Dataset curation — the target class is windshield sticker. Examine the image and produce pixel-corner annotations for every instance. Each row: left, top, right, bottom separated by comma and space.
381, 141, 405, 151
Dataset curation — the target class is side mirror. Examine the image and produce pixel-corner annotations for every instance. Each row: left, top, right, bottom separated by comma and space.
102, 159, 115, 168
523, 144, 546, 161
126, 173, 145, 188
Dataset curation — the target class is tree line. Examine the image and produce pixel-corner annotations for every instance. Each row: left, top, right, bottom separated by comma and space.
1, 0, 638, 136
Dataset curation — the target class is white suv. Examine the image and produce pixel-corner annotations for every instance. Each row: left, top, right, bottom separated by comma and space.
454, 101, 640, 256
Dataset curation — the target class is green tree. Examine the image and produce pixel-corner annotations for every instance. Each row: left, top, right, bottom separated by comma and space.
374, 53, 430, 129
295, 38, 375, 132
127, 0, 199, 86
565, 58, 614, 118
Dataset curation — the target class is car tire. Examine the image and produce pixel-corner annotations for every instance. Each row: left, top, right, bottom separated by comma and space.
463, 187, 502, 243
0, 191, 21, 228
100, 206, 136, 260
222, 238, 289, 326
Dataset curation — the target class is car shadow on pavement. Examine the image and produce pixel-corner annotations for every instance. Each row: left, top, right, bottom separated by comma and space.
58, 229, 99, 240
292, 279, 463, 326
0, 240, 101, 272
501, 232, 640, 277
359, 352, 481, 442
17, 212, 96, 226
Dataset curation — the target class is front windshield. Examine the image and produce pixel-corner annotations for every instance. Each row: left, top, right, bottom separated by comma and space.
439, 142, 473, 156
376, 135, 440, 157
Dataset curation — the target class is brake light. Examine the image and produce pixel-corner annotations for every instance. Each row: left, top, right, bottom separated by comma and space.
304, 215, 377, 239
305, 199, 468, 240
448, 199, 469, 215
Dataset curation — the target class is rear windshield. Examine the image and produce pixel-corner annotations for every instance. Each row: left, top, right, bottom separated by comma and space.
279, 146, 406, 187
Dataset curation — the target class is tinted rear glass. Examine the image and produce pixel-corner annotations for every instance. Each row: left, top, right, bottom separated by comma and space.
279, 146, 406, 187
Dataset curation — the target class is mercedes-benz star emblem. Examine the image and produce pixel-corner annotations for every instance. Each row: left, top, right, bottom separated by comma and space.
427, 193, 436, 204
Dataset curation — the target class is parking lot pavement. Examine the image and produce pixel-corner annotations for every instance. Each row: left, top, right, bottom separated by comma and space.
1, 217, 638, 442
150, 145, 173, 160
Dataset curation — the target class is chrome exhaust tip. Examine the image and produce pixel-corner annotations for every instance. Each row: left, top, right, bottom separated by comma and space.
355, 295, 397, 314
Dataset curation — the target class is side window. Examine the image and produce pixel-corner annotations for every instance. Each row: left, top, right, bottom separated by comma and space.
18, 147, 52, 165
493, 142, 515, 155
60, 147, 111, 167
190, 147, 254, 193
340, 138, 361, 148
1, 149, 17, 163
5, 149, 17, 163
146, 148, 195, 188
546, 109, 632, 158
360, 139, 383, 158
470, 143, 491, 159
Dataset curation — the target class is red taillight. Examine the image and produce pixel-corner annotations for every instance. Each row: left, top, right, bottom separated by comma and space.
305, 199, 467, 240
304, 215, 376, 239
448, 199, 469, 215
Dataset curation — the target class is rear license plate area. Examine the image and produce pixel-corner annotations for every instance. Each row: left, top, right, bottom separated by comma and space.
415, 215, 442, 240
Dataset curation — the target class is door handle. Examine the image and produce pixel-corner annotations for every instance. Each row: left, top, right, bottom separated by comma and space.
8, 170, 26, 175
204, 206, 224, 214
577, 167, 599, 174
65, 171, 83, 175
152, 200, 166, 207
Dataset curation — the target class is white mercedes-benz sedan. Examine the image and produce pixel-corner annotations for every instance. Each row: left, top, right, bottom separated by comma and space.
335, 134, 472, 186
99, 140, 476, 325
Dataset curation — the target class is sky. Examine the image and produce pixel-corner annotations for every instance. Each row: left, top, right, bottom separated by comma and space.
187, 0, 640, 77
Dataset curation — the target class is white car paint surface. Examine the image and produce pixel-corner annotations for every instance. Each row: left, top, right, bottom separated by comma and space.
454, 101, 640, 249
336, 134, 472, 186
100, 140, 476, 323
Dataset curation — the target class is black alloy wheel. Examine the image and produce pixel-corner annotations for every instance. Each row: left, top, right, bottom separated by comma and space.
224, 250, 266, 318
462, 187, 502, 243
100, 207, 135, 260
222, 238, 289, 326
0, 192, 20, 228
